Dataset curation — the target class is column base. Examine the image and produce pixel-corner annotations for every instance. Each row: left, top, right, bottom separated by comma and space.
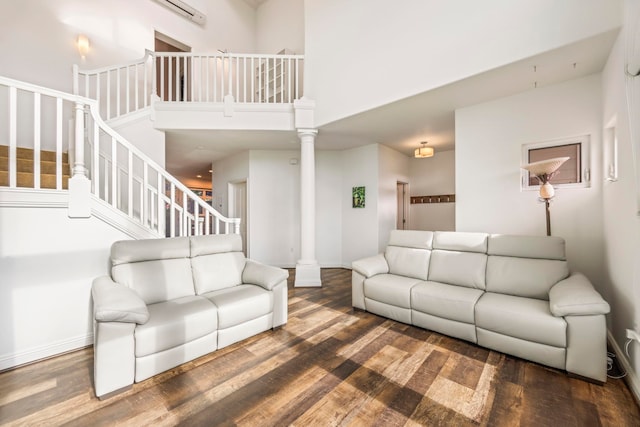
294, 262, 322, 287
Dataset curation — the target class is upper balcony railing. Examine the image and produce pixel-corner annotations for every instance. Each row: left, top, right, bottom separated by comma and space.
73, 50, 305, 122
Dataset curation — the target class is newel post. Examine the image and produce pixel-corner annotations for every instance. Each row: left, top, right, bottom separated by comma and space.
68, 101, 91, 218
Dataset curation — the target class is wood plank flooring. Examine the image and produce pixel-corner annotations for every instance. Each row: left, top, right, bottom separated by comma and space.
1, 268, 639, 426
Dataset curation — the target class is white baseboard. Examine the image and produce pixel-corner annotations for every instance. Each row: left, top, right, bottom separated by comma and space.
608, 330, 640, 402
0, 333, 93, 371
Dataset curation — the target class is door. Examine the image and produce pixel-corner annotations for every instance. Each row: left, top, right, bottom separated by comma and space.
155, 32, 191, 101
228, 181, 248, 255
397, 182, 409, 230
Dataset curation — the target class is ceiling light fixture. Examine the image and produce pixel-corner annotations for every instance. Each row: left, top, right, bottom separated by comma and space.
414, 141, 434, 158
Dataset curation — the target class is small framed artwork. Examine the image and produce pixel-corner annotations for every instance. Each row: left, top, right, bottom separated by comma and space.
352, 186, 365, 208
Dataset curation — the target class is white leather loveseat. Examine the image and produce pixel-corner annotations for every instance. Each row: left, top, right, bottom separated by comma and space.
352, 230, 610, 382
91, 233, 288, 399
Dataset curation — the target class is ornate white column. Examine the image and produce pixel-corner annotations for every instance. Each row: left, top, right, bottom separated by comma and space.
295, 128, 321, 287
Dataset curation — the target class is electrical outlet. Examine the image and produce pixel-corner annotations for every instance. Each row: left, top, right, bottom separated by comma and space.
626, 328, 640, 342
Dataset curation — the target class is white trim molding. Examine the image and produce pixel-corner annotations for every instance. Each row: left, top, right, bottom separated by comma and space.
0, 333, 93, 372
608, 330, 640, 403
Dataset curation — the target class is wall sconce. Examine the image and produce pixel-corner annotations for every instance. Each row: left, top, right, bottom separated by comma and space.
415, 141, 434, 158
521, 156, 569, 236
77, 35, 90, 58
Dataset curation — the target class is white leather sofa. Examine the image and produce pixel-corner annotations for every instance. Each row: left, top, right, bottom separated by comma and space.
352, 230, 610, 382
91, 233, 288, 399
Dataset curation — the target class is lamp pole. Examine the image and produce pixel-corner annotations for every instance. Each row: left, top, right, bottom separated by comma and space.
545, 199, 551, 236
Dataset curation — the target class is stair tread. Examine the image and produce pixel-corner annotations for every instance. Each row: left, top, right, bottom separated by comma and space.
0, 146, 69, 163
0, 156, 70, 174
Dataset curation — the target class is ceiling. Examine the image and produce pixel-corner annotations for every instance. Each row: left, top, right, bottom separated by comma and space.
241, 0, 269, 9
166, 29, 619, 185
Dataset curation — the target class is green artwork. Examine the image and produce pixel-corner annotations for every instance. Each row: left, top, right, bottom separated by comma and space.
352, 186, 365, 208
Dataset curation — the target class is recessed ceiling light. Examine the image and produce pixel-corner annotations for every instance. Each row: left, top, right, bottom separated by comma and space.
196, 174, 202, 178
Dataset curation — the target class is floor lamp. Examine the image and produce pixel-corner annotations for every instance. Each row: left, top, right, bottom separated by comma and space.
521, 157, 570, 236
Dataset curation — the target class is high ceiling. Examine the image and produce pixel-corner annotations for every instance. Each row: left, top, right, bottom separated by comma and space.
241, 0, 269, 9
166, 29, 619, 186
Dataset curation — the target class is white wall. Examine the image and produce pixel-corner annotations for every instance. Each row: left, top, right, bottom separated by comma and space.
601, 25, 640, 393
0, 0, 256, 93
341, 144, 380, 265
212, 148, 343, 268
111, 115, 166, 168
378, 144, 410, 251
456, 74, 605, 288
0, 203, 134, 369
304, 0, 622, 126
256, 0, 305, 54
409, 150, 456, 231
212, 150, 250, 216
248, 150, 300, 266
316, 150, 343, 267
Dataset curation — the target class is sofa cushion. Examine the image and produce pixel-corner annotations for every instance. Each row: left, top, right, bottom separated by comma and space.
134, 295, 217, 357
433, 231, 488, 253
203, 284, 274, 329
111, 236, 195, 305
111, 236, 190, 265
388, 230, 434, 249
190, 234, 246, 294
112, 258, 195, 305
428, 250, 487, 290
475, 292, 566, 348
385, 246, 431, 280
364, 274, 422, 309
486, 256, 568, 300
488, 234, 566, 260
191, 252, 246, 294
411, 281, 484, 324
190, 234, 243, 256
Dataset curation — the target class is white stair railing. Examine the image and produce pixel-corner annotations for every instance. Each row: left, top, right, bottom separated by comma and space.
0, 75, 240, 237
73, 51, 154, 121
0, 76, 74, 191
74, 51, 305, 115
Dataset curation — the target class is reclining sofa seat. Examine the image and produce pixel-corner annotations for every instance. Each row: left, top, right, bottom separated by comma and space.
92, 234, 288, 398
352, 230, 610, 382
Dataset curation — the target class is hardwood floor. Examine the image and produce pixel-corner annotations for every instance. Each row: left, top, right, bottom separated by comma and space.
1, 268, 639, 426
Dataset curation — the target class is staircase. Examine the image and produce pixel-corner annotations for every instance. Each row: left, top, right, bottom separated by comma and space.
0, 146, 70, 189
0, 74, 241, 238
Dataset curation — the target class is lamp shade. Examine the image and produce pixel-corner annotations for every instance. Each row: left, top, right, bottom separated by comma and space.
415, 142, 434, 158
522, 156, 570, 200
521, 157, 570, 178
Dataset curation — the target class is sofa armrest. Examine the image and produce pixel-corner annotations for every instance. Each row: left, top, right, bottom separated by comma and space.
352, 254, 389, 278
549, 273, 610, 317
92, 276, 149, 324
242, 260, 289, 291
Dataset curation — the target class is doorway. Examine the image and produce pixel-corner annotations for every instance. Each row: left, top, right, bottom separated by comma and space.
397, 182, 409, 230
228, 181, 248, 256
154, 32, 191, 101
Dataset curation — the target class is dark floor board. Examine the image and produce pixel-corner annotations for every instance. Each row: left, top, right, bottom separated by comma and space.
1, 268, 639, 426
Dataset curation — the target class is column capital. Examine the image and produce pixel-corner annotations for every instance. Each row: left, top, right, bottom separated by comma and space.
297, 128, 318, 139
